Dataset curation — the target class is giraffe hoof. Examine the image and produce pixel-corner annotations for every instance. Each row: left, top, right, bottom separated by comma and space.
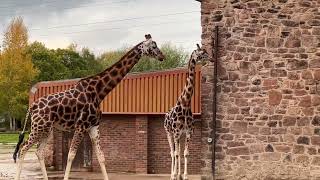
177, 174, 183, 180
171, 175, 177, 180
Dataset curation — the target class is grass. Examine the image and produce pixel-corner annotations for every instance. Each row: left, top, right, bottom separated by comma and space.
0, 133, 29, 144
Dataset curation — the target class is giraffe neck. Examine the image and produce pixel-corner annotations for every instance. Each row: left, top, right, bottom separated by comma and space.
179, 56, 196, 107
76, 42, 143, 105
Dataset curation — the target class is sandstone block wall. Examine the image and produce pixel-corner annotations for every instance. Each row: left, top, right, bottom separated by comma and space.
200, 0, 320, 179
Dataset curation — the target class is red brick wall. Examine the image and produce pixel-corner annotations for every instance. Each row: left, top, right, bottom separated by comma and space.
92, 115, 137, 172
53, 114, 202, 174
147, 116, 202, 174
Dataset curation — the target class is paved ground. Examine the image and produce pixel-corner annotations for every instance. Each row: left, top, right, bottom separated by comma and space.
0, 144, 201, 180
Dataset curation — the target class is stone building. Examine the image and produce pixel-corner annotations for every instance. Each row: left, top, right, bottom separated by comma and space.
199, 0, 320, 179
34, 0, 320, 179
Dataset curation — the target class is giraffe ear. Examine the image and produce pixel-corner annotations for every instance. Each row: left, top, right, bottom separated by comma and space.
196, 44, 201, 50
145, 34, 152, 40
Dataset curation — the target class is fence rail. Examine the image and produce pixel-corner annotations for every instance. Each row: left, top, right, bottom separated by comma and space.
29, 66, 201, 114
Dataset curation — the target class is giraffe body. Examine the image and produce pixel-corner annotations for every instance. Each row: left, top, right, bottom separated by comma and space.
164, 44, 208, 180
13, 34, 164, 180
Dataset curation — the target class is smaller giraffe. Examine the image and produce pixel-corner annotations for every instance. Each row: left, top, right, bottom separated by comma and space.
164, 44, 208, 180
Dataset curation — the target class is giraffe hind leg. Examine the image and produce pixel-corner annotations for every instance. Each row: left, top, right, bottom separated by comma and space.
63, 130, 85, 180
36, 136, 50, 180
89, 126, 109, 180
14, 133, 37, 180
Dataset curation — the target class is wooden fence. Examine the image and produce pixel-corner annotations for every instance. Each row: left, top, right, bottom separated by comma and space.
29, 66, 201, 115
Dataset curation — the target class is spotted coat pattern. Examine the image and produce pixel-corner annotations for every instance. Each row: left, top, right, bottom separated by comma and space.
164, 45, 209, 180
14, 34, 165, 180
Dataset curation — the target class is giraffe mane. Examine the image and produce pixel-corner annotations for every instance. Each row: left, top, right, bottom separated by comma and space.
78, 42, 143, 82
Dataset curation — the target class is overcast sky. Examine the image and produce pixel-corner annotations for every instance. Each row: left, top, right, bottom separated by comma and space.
0, 0, 201, 55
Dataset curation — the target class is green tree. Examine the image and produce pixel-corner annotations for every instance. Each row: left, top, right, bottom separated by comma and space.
28, 42, 103, 81
54, 47, 102, 79
98, 43, 188, 72
0, 17, 38, 129
27, 41, 70, 81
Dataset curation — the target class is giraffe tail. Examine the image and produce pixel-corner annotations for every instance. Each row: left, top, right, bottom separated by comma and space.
13, 107, 31, 163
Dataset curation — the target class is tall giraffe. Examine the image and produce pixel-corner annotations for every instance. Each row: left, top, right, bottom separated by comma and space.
13, 34, 165, 180
164, 44, 208, 180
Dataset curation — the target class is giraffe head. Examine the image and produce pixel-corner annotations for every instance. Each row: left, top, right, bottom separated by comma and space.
139, 34, 165, 61
191, 44, 209, 62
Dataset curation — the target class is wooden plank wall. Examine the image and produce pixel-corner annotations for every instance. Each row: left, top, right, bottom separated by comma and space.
30, 66, 201, 114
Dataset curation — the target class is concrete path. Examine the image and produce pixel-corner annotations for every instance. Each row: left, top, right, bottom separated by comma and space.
0, 144, 201, 180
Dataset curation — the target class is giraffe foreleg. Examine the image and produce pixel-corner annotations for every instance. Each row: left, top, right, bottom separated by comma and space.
14, 137, 35, 180
173, 137, 181, 180
178, 139, 182, 180
89, 126, 109, 180
36, 137, 49, 180
166, 133, 175, 180
63, 130, 84, 180
183, 132, 192, 180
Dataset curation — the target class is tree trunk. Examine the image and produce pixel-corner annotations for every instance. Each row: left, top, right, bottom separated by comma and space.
9, 117, 13, 131
13, 118, 16, 131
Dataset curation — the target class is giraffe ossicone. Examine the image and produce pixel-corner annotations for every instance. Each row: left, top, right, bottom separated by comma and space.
164, 44, 209, 180
13, 34, 165, 180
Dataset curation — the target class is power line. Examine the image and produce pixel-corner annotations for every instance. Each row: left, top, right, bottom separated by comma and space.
0, 0, 60, 9
35, 18, 199, 37
30, 11, 198, 31
0, 0, 128, 9
0, 0, 132, 17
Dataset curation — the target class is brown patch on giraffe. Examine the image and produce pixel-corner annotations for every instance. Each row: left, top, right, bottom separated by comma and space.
51, 105, 58, 112
41, 99, 48, 104
65, 106, 72, 113
103, 75, 110, 84
58, 96, 63, 103
32, 104, 38, 110
73, 90, 80, 98
116, 77, 122, 83
39, 109, 45, 115
120, 69, 126, 77
108, 80, 116, 88
70, 98, 77, 105
58, 106, 64, 117
77, 103, 84, 110
87, 85, 94, 91
67, 121, 74, 127
75, 84, 84, 92
65, 92, 73, 98
64, 114, 71, 119
44, 107, 50, 114
39, 102, 45, 108
38, 120, 44, 125
116, 62, 122, 69
110, 69, 118, 77
89, 80, 97, 86
98, 94, 105, 100
96, 81, 104, 94
62, 98, 69, 105
127, 52, 136, 59
78, 93, 86, 103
